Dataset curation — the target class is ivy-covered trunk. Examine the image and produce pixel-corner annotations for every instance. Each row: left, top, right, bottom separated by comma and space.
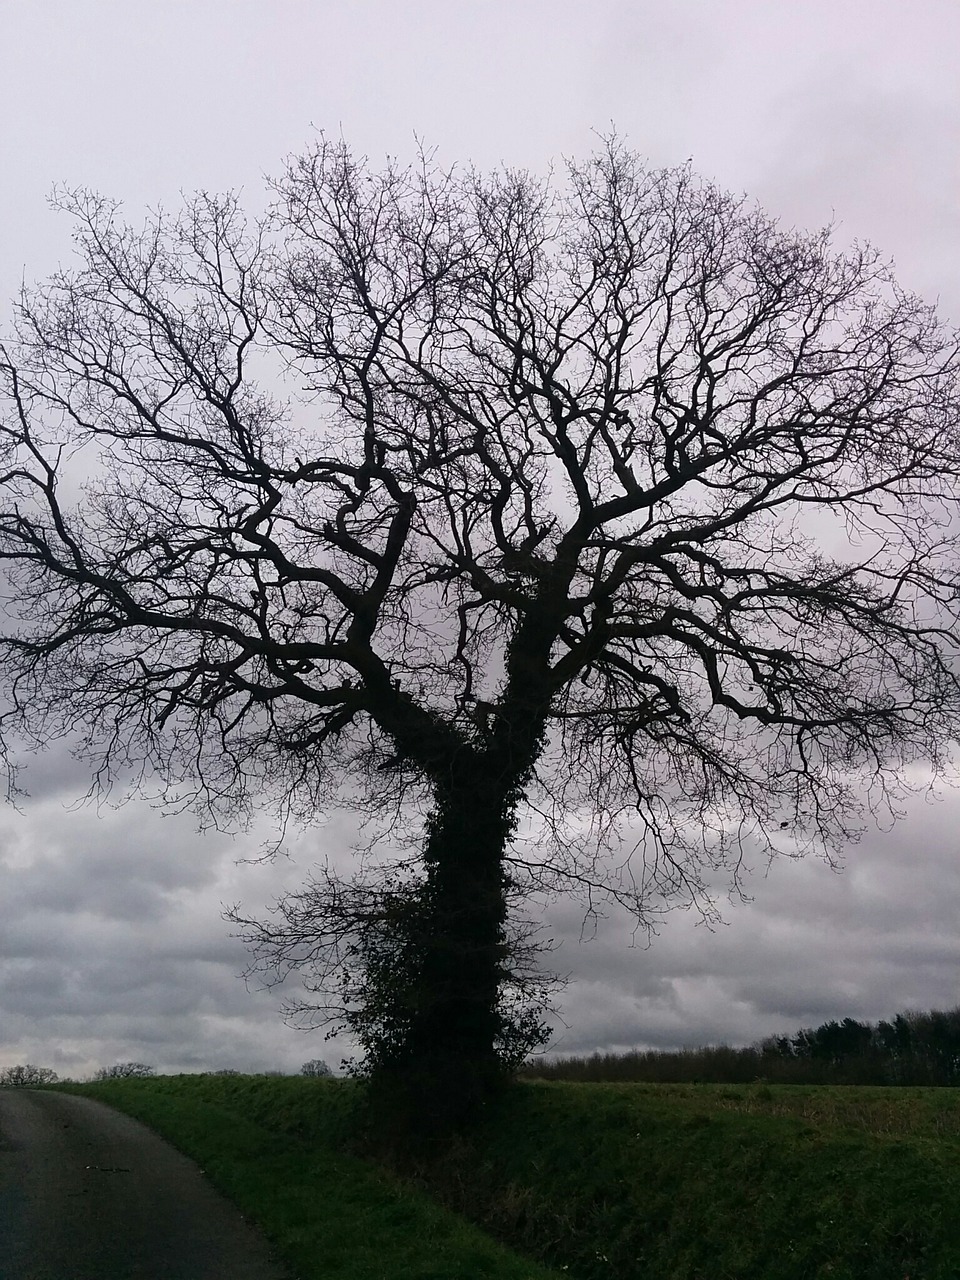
365, 601, 562, 1140
380, 754, 519, 1132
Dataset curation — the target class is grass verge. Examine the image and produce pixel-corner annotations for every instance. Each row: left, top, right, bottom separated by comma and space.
56, 1077, 565, 1280
58, 1075, 960, 1279
435, 1081, 960, 1279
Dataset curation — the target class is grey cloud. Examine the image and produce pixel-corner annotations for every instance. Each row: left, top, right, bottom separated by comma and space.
11, 741, 111, 803
0, 752, 369, 1076
0, 830, 225, 931
537, 783, 960, 1055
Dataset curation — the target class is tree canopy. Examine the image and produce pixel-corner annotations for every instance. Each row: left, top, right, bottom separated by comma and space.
2, 138, 960, 1113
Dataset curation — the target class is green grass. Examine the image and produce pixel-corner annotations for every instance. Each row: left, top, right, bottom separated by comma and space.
55, 1076, 564, 1280
444, 1081, 960, 1279
56, 1075, 960, 1279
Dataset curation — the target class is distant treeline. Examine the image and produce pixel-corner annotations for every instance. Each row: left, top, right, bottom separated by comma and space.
522, 1007, 960, 1086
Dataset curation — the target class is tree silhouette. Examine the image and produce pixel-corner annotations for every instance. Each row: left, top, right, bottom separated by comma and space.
300, 1058, 333, 1077
3, 139, 960, 1123
93, 1062, 155, 1080
0, 1064, 59, 1087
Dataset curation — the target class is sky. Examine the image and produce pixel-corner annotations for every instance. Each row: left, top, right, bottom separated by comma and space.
2, 0, 960, 1078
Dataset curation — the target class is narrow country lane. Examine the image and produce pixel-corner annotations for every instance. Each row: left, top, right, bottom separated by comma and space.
0, 1090, 291, 1279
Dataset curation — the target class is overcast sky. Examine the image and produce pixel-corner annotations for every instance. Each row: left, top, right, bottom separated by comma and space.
2, 0, 960, 1079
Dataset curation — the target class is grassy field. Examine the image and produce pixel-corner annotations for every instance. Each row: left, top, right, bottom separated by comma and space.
58, 1074, 960, 1279
57, 1074, 562, 1280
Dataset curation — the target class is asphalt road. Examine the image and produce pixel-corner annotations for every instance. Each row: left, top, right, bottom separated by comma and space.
0, 1089, 291, 1279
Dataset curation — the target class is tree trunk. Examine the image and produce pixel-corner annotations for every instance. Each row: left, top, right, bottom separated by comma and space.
364, 622, 556, 1140
374, 751, 518, 1135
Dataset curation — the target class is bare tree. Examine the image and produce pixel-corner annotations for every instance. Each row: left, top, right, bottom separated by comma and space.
93, 1063, 156, 1081
0, 1064, 59, 1087
300, 1058, 333, 1078
2, 139, 960, 1120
